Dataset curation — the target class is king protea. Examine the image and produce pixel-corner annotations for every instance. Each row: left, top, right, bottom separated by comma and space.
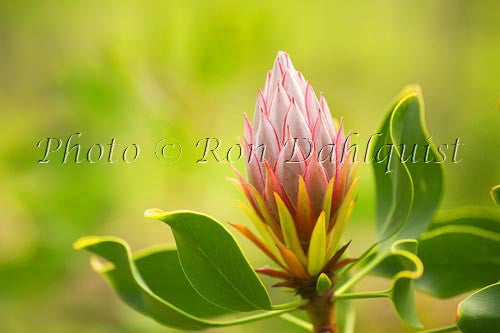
230, 51, 358, 295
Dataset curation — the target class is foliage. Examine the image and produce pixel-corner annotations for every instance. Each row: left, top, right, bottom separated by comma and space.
75, 86, 500, 332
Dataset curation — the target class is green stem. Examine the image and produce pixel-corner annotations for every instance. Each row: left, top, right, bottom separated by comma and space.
214, 308, 297, 327
335, 252, 386, 295
280, 313, 313, 331
272, 299, 307, 310
334, 290, 390, 300
419, 325, 458, 333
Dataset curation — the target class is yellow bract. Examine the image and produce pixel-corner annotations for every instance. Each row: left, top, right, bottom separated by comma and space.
274, 193, 307, 266
307, 212, 327, 276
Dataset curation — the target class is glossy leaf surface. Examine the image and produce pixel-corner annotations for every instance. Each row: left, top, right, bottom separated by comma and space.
375, 210, 500, 298
145, 209, 272, 311
373, 86, 443, 244
74, 237, 227, 330
417, 225, 500, 298
387, 239, 423, 329
457, 282, 500, 333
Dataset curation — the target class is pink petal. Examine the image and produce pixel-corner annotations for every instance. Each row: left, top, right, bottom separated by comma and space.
312, 111, 332, 151
255, 112, 281, 168
256, 90, 267, 116
266, 54, 286, 101
320, 94, 337, 140
263, 70, 272, 100
275, 140, 306, 206
269, 83, 291, 144
305, 82, 320, 126
253, 100, 263, 131
331, 120, 347, 209
246, 148, 265, 193
313, 115, 335, 179
282, 71, 306, 117
335, 119, 345, 166
277, 51, 295, 72
304, 154, 329, 217
283, 100, 312, 159
296, 71, 307, 91
243, 112, 253, 145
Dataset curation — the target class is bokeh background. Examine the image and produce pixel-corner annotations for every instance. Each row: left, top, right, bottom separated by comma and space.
1, 1, 500, 332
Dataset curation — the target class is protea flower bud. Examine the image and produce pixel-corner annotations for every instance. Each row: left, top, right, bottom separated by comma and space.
230, 51, 358, 294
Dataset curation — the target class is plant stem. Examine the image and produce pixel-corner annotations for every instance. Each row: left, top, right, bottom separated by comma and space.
272, 299, 307, 310
334, 290, 390, 300
304, 290, 337, 333
213, 308, 296, 327
280, 313, 313, 331
419, 325, 458, 333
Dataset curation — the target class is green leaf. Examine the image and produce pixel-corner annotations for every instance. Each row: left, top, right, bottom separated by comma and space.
372, 86, 444, 244
490, 185, 500, 206
457, 282, 500, 333
388, 90, 444, 240
416, 225, 500, 298
316, 273, 332, 294
129, 244, 230, 318
355, 240, 423, 328
74, 236, 291, 330
428, 208, 500, 233
374, 209, 500, 299
145, 209, 272, 312
73, 236, 227, 330
372, 99, 413, 241
387, 239, 424, 329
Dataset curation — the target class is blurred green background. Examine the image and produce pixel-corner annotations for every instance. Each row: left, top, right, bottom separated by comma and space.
1, 0, 499, 332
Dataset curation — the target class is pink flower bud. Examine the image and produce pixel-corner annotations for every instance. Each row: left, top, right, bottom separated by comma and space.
232, 51, 358, 286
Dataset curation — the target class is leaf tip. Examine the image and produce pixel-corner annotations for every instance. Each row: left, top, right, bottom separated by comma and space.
144, 208, 168, 220
73, 236, 100, 250
316, 273, 332, 294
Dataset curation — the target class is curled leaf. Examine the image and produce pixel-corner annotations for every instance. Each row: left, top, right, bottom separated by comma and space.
375, 209, 500, 299
373, 86, 444, 244
370, 239, 423, 328
73, 237, 228, 330
388, 239, 423, 329
491, 185, 500, 206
